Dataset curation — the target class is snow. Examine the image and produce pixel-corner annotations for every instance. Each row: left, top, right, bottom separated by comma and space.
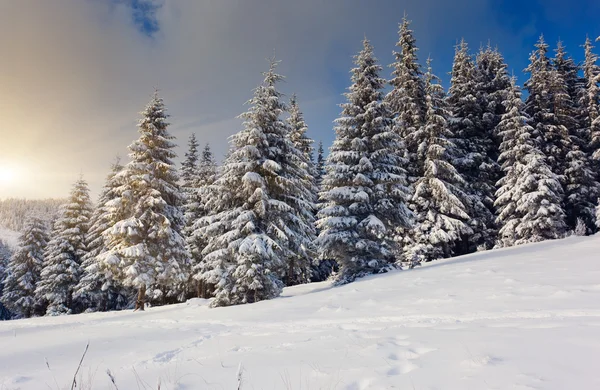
2, 236, 600, 389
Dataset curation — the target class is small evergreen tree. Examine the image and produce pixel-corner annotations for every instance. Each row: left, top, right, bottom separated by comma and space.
1, 219, 47, 318
495, 78, 567, 246
316, 39, 412, 283
181, 133, 200, 190
406, 58, 472, 264
0, 239, 14, 319
35, 178, 92, 315
584, 37, 600, 160
98, 92, 190, 311
316, 141, 326, 188
74, 159, 132, 312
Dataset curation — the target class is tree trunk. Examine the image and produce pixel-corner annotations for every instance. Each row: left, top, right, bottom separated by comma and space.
135, 285, 146, 311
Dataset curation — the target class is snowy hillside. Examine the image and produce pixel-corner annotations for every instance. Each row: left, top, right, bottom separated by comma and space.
1, 236, 600, 390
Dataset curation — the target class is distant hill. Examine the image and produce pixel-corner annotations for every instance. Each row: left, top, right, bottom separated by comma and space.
0, 198, 65, 233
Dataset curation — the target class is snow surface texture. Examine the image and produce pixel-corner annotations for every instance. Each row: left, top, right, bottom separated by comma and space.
1, 236, 600, 389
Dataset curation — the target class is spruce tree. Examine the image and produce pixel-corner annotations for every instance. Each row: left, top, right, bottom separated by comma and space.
386, 14, 427, 180
285, 94, 317, 286
198, 59, 312, 306
181, 133, 199, 190
316, 141, 326, 188
187, 143, 218, 298
405, 58, 472, 264
98, 92, 190, 311
316, 38, 412, 283
524, 36, 571, 191
495, 78, 567, 246
36, 178, 92, 315
447, 39, 498, 253
1, 218, 47, 318
74, 160, 131, 312
554, 42, 599, 232
584, 37, 600, 160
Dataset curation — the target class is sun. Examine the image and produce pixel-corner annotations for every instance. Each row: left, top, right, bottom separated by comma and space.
0, 165, 18, 184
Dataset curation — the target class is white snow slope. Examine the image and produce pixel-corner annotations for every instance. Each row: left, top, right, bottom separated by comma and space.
1, 236, 600, 390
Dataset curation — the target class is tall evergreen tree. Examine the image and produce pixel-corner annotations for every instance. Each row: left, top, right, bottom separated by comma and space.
1, 219, 47, 318
386, 14, 427, 180
197, 59, 313, 306
285, 94, 318, 286
181, 133, 200, 190
583, 38, 600, 161
405, 58, 472, 264
187, 143, 218, 298
36, 178, 92, 315
316, 39, 412, 283
74, 159, 131, 312
524, 36, 571, 192
554, 42, 599, 232
447, 39, 498, 252
495, 78, 567, 246
98, 92, 190, 311
316, 141, 326, 188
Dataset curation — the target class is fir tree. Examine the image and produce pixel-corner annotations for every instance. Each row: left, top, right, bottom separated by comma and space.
447, 39, 498, 252
386, 14, 427, 180
181, 133, 200, 190
316, 38, 412, 283
285, 94, 317, 286
405, 58, 472, 264
554, 42, 599, 232
0, 239, 13, 319
495, 78, 567, 246
524, 36, 571, 192
35, 178, 92, 316
98, 92, 190, 311
74, 159, 131, 312
316, 141, 326, 188
198, 59, 312, 306
584, 37, 600, 160
1, 218, 47, 318
187, 143, 218, 298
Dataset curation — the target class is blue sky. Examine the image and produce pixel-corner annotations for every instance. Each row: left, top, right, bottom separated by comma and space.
0, 0, 599, 199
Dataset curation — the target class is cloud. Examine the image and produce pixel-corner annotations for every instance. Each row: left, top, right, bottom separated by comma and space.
0, 0, 514, 199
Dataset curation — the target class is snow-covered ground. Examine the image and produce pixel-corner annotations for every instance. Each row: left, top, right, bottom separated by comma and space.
1, 236, 600, 390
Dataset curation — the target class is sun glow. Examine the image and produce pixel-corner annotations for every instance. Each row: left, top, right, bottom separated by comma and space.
0, 165, 18, 185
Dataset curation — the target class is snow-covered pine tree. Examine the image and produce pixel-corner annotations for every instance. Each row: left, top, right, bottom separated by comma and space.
584, 37, 600, 160
35, 178, 92, 315
98, 92, 190, 311
446, 39, 498, 253
285, 94, 317, 286
1, 218, 48, 318
554, 42, 599, 233
74, 159, 132, 312
405, 58, 472, 264
316, 141, 326, 188
386, 14, 427, 181
197, 59, 313, 306
187, 143, 218, 298
495, 78, 567, 246
0, 239, 13, 320
524, 36, 571, 201
181, 133, 199, 190
316, 38, 412, 283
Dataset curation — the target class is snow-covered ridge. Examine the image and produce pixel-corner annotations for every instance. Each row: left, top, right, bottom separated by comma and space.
1, 235, 599, 389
